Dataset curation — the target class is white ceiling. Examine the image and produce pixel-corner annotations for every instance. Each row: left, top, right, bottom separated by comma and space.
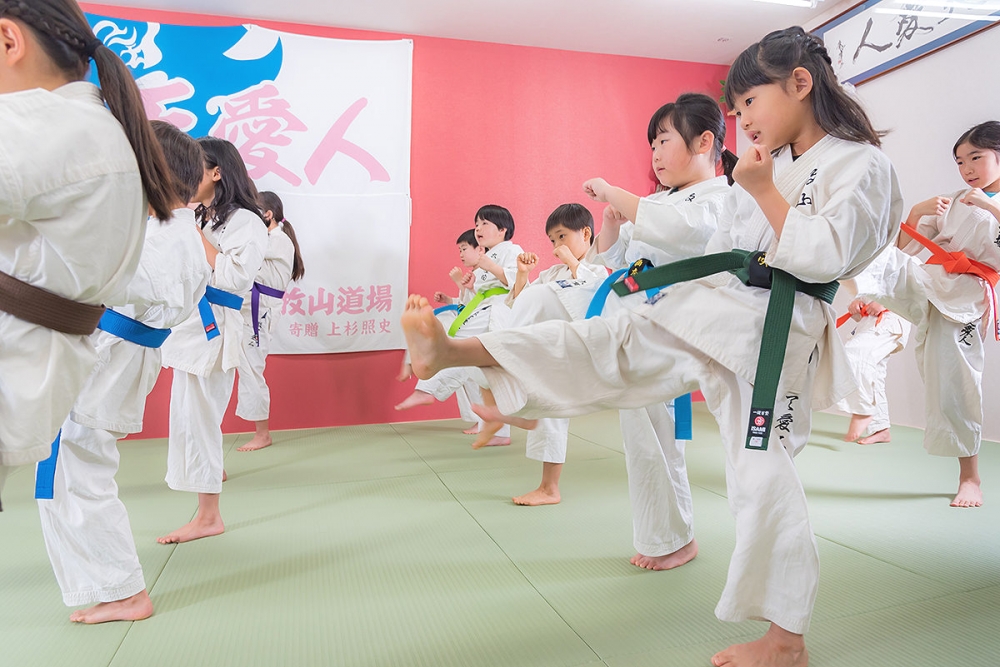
90, 0, 860, 64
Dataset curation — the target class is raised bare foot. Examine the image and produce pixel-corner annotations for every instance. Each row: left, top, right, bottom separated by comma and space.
844, 414, 873, 442
472, 402, 538, 431
513, 487, 560, 506
397, 361, 412, 382
394, 390, 435, 411
951, 479, 983, 508
157, 516, 225, 544
237, 433, 272, 452
401, 295, 449, 380
69, 590, 153, 624
712, 624, 808, 667
630, 539, 698, 571
462, 425, 480, 435
857, 428, 891, 445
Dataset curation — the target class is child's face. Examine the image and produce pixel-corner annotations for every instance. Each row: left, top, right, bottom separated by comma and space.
955, 142, 1000, 192
731, 81, 805, 151
475, 217, 506, 248
547, 224, 591, 261
650, 120, 696, 188
457, 242, 483, 267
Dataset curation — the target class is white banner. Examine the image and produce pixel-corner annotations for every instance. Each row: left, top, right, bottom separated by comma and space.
87, 14, 413, 354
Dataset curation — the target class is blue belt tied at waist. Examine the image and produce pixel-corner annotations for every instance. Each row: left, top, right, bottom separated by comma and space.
433, 304, 462, 316
97, 308, 171, 348
586, 259, 692, 441
199, 286, 244, 340
251, 282, 285, 342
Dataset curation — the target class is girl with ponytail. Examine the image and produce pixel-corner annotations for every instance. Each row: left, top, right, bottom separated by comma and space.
577, 91, 733, 574
234, 191, 305, 452
0, 0, 176, 494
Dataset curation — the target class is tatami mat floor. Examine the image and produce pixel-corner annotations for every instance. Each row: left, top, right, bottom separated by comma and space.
1, 405, 997, 666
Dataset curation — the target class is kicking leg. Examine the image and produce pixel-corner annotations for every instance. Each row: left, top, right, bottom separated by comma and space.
402, 296, 496, 379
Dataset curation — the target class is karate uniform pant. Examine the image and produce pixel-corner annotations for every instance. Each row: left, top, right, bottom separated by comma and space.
417, 369, 510, 438
37, 420, 144, 605
480, 311, 819, 634
235, 320, 271, 422
916, 310, 983, 458
621, 404, 694, 556
166, 368, 235, 494
834, 314, 907, 436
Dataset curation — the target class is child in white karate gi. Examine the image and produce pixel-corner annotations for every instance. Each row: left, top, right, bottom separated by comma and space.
837, 249, 912, 445
581, 92, 734, 569
159, 138, 267, 543
474, 203, 610, 504
396, 229, 487, 433
401, 27, 902, 667
0, 0, 176, 505
234, 191, 304, 452
855, 120, 1000, 508
397, 207, 522, 446
36, 121, 211, 624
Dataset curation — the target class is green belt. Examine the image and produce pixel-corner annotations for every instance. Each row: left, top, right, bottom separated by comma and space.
447, 287, 510, 337
612, 250, 838, 451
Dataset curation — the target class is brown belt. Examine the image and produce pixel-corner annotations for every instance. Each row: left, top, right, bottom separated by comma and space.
0, 270, 105, 336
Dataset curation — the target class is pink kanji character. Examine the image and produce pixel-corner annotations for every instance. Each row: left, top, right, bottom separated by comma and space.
304, 98, 390, 185
283, 287, 306, 316
367, 284, 392, 313
309, 288, 336, 316
337, 287, 365, 315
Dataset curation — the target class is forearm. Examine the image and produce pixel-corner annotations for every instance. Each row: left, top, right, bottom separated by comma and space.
753, 186, 791, 237
478, 256, 509, 286
596, 227, 621, 254
603, 187, 640, 223
510, 271, 530, 299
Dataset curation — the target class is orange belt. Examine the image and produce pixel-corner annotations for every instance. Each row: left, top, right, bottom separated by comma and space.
835, 303, 885, 328
900, 222, 1000, 341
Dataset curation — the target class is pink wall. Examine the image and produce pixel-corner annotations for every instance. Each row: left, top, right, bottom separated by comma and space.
83, 4, 731, 438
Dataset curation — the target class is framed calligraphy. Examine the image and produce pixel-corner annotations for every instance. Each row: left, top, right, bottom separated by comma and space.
813, 1, 1000, 85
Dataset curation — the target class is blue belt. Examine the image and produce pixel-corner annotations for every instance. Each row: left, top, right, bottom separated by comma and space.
198, 286, 244, 340
585, 261, 692, 441
433, 304, 462, 316
97, 308, 171, 348
35, 431, 61, 500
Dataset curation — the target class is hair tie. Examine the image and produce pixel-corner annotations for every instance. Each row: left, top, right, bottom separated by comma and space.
83, 38, 103, 60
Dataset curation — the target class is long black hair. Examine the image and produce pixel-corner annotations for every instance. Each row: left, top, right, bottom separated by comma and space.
258, 191, 305, 281
196, 137, 265, 232
647, 92, 738, 185
0, 0, 176, 219
725, 26, 882, 147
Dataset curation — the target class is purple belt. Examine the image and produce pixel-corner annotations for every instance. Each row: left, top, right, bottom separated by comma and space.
251, 281, 285, 341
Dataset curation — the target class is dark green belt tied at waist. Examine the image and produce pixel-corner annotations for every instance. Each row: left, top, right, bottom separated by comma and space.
611, 250, 838, 451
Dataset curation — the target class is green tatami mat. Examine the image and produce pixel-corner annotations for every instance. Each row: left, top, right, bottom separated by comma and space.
1, 405, 997, 667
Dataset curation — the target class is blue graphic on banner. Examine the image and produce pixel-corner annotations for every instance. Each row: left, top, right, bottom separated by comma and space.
86, 14, 282, 137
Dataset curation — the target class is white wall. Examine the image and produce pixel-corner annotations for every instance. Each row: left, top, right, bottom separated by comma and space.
838, 26, 1000, 439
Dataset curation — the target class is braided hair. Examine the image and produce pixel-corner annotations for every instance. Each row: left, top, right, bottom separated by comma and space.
725, 26, 883, 147
0, 0, 176, 220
